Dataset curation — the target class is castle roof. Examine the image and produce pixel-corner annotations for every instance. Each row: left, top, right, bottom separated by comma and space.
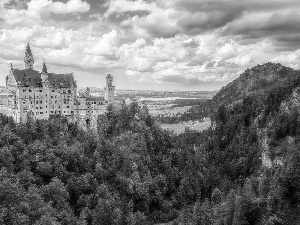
12, 69, 76, 88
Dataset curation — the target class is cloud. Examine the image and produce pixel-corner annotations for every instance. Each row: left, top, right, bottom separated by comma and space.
0, 25, 123, 75
223, 10, 300, 50
0, 0, 90, 26
161, 75, 202, 85
84, 30, 120, 56
1, 0, 300, 90
27, 0, 90, 14
271, 50, 300, 68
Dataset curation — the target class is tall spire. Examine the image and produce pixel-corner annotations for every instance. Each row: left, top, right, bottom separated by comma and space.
41, 59, 48, 82
42, 59, 47, 73
25, 42, 32, 56
24, 42, 34, 70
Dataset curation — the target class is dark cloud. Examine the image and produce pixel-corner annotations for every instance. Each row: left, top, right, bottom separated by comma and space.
47, 12, 80, 21
182, 40, 199, 48
51, 61, 123, 74
223, 11, 300, 50
161, 75, 202, 85
6, 0, 29, 10
186, 60, 204, 67
174, 0, 300, 36
275, 34, 300, 51
173, 0, 299, 14
177, 10, 244, 34
160, 75, 231, 90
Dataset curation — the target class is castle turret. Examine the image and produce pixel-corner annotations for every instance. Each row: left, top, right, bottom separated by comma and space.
104, 74, 115, 103
24, 43, 34, 70
85, 87, 90, 96
41, 59, 48, 82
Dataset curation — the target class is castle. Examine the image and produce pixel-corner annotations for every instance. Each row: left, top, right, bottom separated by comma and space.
5, 43, 115, 127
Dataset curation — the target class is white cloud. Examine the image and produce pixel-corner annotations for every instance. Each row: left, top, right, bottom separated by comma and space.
271, 50, 300, 69
27, 0, 90, 14
0, 0, 90, 26
84, 30, 120, 56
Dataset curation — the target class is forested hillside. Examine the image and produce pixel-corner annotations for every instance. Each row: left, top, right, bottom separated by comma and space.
185, 62, 297, 121
1, 63, 300, 224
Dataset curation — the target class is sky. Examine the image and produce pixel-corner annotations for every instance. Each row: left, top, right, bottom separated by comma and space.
0, 0, 300, 91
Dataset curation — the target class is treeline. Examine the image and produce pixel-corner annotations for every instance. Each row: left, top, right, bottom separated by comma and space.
171, 98, 208, 107
155, 99, 208, 124
156, 105, 209, 124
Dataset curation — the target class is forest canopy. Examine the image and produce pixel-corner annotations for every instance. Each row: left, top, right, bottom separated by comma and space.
1, 63, 300, 224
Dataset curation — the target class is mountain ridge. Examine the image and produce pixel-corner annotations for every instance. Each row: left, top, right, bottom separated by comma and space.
189, 62, 300, 120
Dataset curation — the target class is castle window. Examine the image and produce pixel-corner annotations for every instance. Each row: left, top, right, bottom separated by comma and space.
39, 90, 42, 92
23, 89, 26, 92
29, 89, 32, 92
52, 90, 55, 92
68, 90, 71, 93
51, 111, 53, 113
46, 111, 47, 113
36, 101, 38, 104
51, 96, 53, 98
40, 112, 43, 114
40, 107, 42, 109
36, 107, 38, 109
40, 101, 42, 104
67, 106, 69, 108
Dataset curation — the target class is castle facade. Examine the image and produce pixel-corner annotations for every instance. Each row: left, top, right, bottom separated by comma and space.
5, 43, 115, 126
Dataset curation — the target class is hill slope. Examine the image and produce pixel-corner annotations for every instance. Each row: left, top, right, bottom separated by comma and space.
188, 62, 299, 119
174, 63, 300, 224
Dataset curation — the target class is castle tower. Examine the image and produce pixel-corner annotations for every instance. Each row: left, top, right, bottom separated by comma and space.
41, 59, 48, 82
104, 74, 115, 103
24, 43, 34, 70
85, 87, 90, 96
